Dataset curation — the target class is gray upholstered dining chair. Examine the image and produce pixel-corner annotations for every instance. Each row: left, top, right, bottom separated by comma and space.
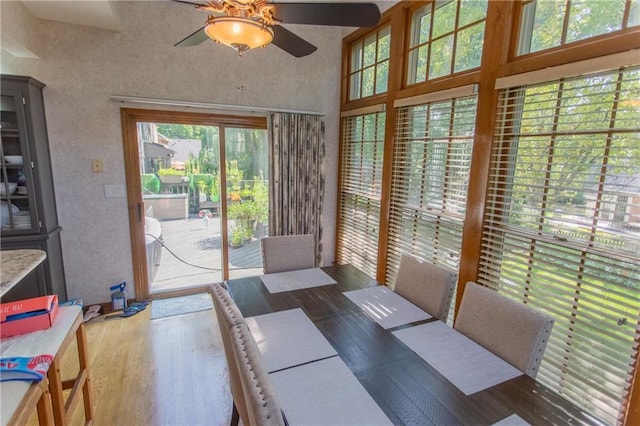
392, 254, 456, 322
230, 323, 286, 426
210, 283, 250, 426
454, 281, 554, 378
261, 234, 316, 274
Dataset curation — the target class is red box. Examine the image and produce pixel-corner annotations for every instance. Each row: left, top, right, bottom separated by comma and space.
0, 295, 59, 339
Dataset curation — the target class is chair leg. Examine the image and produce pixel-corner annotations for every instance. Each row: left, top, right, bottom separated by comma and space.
230, 402, 239, 426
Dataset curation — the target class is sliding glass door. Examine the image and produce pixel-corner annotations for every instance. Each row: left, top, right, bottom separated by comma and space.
138, 122, 223, 292
121, 109, 268, 298
224, 126, 269, 280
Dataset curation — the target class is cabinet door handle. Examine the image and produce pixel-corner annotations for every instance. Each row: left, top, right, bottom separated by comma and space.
137, 203, 143, 222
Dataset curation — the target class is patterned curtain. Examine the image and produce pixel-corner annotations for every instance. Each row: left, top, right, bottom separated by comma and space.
267, 113, 325, 264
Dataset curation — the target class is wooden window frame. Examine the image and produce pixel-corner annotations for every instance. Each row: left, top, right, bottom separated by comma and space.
338, 1, 640, 423
515, 0, 639, 57
346, 26, 392, 102
405, 0, 488, 85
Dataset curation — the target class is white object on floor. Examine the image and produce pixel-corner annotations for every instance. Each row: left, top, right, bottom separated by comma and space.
150, 293, 213, 319
83, 305, 102, 323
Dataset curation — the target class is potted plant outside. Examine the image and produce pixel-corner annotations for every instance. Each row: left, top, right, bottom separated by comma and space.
197, 180, 208, 202
210, 175, 220, 202
228, 199, 259, 244
157, 168, 186, 184
230, 228, 245, 248
253, 177, 269, 238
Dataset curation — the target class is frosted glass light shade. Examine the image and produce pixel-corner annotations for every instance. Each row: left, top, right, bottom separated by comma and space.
205, 17, 274, 52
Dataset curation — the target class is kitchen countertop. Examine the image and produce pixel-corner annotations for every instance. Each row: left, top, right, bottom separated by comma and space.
0, 249, 47, 297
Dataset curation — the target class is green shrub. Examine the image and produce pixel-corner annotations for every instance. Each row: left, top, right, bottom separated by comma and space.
210, 176, 220, 201
230, 228, 245, 246
157, 167, 184, 176
572, 192, 586, 205
189, 174, 214, 191
228, 199, 259, 240
253, 177, 268, 224
141, 174, 160, 194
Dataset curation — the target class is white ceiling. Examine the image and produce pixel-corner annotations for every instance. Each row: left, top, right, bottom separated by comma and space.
19, 0, 121, 31
17, 1, 396, 33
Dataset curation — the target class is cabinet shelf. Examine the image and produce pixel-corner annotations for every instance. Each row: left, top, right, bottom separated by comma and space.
1, 195, 29, 201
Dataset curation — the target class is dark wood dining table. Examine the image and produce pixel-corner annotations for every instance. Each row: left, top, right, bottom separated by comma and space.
226, 264, 604, 426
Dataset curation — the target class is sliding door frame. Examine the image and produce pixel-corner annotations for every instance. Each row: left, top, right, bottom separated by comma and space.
120, 108, 267, 300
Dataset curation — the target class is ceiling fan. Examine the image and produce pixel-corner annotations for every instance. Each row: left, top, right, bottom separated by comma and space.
172, 0, 381, 57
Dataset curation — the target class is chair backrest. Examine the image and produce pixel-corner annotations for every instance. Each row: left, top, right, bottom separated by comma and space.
393, 254, 456, 321
210, 283, 249, 425
230, 323, 286, 426
454, 282, 554, 378
261, 234, 316, 274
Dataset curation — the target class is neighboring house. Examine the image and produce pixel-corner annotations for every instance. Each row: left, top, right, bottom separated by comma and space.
138, 122, 201, 173
143, 142, 174, 174
138, 123, 175, 173
166, 138, 201, 164
594, 174, 640, 228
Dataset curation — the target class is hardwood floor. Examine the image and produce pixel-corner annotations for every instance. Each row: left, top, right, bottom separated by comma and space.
29, 305, 233, 426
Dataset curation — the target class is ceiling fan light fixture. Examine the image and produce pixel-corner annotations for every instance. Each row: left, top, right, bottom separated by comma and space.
204, 16, 273, 53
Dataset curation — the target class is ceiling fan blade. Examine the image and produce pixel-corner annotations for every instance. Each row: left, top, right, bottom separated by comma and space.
171, 0, 207, 6
174, 27, 209, 47
271, 3, 380, 27
271, 26, 317, 58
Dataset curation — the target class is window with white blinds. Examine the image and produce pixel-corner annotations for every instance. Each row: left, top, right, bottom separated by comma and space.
386, 95, 477, 308
479, 66, 640, 425
336, 111, 386, 278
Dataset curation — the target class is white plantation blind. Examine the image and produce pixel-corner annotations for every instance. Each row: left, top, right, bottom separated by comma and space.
386, 95, 477, 318
336, 111, 386, 278
479, 66, 640, 425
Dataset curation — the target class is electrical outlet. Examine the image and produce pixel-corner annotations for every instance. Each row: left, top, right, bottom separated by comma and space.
92, 159, 103, 173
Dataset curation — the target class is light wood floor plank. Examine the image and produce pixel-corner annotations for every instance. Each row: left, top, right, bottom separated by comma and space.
28, 305, 232, 426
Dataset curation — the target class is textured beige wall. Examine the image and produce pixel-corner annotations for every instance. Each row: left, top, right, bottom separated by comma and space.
1, 1, 341, 304
0, 1, 42, 58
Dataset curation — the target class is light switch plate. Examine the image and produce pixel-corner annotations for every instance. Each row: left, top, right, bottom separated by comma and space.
92, 159, 103, 173
104, 184, 125, 198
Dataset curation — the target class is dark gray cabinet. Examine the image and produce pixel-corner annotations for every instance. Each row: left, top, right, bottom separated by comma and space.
1, 75, 67, 302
